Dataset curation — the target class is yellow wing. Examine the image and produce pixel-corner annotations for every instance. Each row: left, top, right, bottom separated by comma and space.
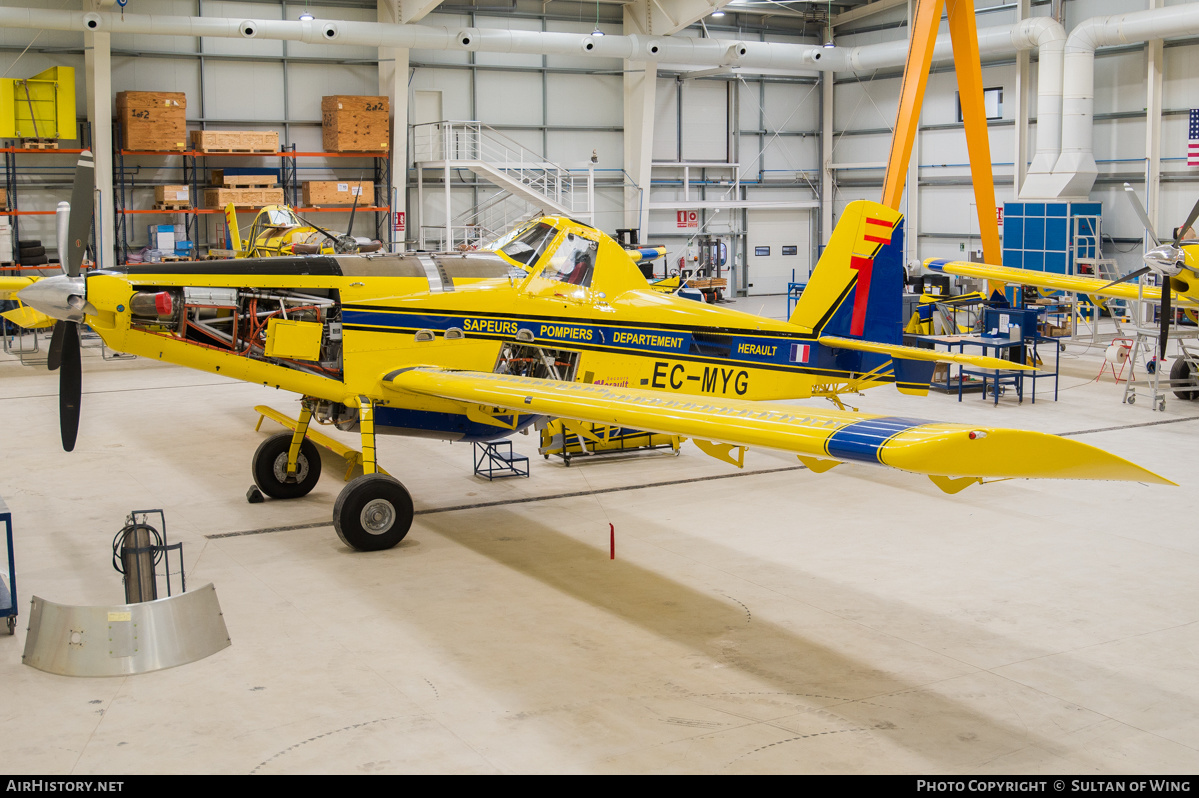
384, 367, 1172, 490
924, 258, 1196, 307
0, 275, 34, 300
1, 304, 54, 329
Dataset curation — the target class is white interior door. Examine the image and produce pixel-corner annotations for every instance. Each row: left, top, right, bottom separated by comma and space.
746, 209, 810, 295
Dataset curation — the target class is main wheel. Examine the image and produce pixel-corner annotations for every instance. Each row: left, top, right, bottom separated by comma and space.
1170, 358, 1199, 400
333, 474, 414, 551
252, 431, 322, 499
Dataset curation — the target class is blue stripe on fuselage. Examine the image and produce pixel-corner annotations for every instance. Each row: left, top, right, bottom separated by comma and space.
825, 416, 928, 464
341, 309, 895, 378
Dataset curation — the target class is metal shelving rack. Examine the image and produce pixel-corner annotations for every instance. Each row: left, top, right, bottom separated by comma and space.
113, 144, 391, 264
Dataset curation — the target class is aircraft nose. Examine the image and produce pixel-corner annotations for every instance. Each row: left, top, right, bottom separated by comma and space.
17, 275, 90, 323
1144, 244, 1185, 276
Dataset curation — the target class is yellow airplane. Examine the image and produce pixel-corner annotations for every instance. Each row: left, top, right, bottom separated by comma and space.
7, 152, 1172, 552
924, 186, 1199, 369
225, 202, 383, 258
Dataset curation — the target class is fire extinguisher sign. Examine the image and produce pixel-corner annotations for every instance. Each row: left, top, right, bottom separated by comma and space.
677, 210, 698, 229
393, 211, 406, 232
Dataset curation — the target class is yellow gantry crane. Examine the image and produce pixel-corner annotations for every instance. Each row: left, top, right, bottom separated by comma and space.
882, 0, 1002, 274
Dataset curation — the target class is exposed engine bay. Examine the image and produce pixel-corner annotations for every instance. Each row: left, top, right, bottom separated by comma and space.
127, 285, 344, 380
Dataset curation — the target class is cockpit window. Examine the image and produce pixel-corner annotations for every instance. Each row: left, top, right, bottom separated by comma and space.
537, 232, 597, 288
499, 222, 555, 266
265, 208, 300, 227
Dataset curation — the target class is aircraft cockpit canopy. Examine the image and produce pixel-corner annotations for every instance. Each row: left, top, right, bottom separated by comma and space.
497, 221, 555, 267
535, 231, 596, 288
262, 207, 303, 228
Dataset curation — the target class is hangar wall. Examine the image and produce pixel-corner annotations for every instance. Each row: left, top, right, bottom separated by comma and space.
0, 0, 1194, 292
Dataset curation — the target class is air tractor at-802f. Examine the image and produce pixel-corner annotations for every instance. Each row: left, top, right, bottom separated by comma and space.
3, 152, 1173, 552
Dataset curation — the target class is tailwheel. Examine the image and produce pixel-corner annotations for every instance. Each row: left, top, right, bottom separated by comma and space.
252, 431, 323, 499
333, 474, 414, 551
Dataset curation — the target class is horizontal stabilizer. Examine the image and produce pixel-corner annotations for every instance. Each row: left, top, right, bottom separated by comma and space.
819, 335, 1035, 371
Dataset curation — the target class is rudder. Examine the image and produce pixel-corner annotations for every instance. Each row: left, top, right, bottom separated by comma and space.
789, 200, 905, 344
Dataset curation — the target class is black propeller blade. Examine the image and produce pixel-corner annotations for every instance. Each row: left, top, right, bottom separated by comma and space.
47, 320, 67, 372
59, 324, 81, 452
1098, 265, 1152, 292
65, 152, 95, 279
1160, 276, 1173, 363
53, 150, 94, 451
1175, 195, 1199, 247
344, 180, 361, 247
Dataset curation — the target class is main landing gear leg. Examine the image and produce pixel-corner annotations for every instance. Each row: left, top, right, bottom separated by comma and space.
333, 395, 414, 552
251, 398, 322, 499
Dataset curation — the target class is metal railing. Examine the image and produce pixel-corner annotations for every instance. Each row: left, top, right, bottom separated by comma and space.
413, 120, 576, 213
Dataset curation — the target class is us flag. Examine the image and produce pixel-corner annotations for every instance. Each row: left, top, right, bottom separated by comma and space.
1190, 109, 1199, 166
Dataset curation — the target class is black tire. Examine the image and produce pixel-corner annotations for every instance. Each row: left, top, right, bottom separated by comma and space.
19, 254, 47, 265
251, 431, 322, 499
333, 474, 413, 551
17, 240, 41, 249
1171, 358, 1199, 400
18, 245, 44, 257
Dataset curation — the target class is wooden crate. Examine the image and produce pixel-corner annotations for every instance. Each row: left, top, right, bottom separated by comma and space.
210, 169, 277, 187
154, 185, 191, 208
0, 187, 7, 210
203, 188, 285, 209
190, 130, 278, 153
301, 180, 374, 207
116, 91, 187, 151
321, 95, 389, 153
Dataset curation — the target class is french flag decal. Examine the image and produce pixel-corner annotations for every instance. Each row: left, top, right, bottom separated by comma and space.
789, 343, 810, 363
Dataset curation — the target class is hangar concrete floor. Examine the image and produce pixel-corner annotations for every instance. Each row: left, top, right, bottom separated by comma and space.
2, 296, 1198, 775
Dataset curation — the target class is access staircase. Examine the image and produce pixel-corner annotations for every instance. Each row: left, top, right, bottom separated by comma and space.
413, 120, 580, 250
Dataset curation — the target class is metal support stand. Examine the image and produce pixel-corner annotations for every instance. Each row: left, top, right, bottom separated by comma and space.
1122, 328, 1199, 411
473, 440, 530, 480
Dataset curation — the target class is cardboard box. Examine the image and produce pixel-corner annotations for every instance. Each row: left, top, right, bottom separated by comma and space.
147, 223, 177, 250
154, 185, 190, 206
190, 130, 278, 153
116, 91, 186, 151
203, 187, 285, 209
321, 95, 389, 153
301, 180, 374, 206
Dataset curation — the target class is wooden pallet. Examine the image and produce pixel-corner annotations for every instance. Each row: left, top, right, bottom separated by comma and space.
159, 255, 191, 262
152, 202, 191, 211
21, 139, 57, 150
686, 278, 727, 290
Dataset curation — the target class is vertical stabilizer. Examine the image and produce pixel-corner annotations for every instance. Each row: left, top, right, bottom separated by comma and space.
224, 203, 244, 256
789, 200, 905, 344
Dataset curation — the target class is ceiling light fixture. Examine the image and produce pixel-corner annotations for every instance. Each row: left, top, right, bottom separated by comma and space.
300, 12, 314, 21
712, 10, 725, 17
593, 1, 604, 37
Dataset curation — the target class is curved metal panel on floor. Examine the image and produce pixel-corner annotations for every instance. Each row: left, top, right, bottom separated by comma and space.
21, 583, 231, 677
